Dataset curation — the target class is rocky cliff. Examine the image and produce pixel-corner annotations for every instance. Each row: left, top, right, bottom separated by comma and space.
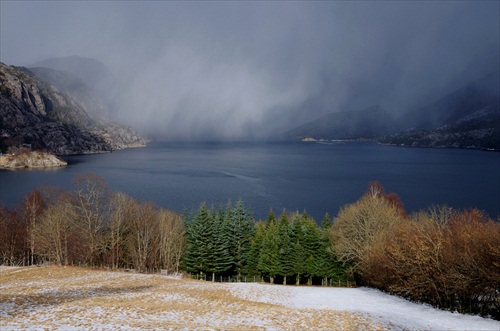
0, 62, 147, 155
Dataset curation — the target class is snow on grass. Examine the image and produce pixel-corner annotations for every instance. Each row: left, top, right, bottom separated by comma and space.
1, 266, 498, 330
227, 283, 500, 331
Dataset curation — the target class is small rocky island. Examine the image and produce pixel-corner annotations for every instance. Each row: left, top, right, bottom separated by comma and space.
0, 147, 67, 169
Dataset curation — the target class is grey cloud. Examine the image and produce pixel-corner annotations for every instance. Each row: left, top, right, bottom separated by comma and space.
1, 1, 498, 140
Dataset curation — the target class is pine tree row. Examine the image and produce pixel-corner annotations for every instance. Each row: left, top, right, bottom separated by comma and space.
182, 200, 347, 285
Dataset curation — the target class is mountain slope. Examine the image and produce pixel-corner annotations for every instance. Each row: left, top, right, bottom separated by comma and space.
0, 62, 146, 155
382, 71, 500, 150
31, 55, 115, 100
399, 71, 499, 130
282, 106, 395, 141
282, 72, 499, 150
29, 66, 110, 123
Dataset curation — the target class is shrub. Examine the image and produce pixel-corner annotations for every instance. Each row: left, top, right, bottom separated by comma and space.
363, 206, 500, 318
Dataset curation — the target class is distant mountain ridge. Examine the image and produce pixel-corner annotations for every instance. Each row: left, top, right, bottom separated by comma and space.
0, 62, 147, 155
283, 105, 396, 141
382, 71, 500, 150
283, 71, 499, 150
397, 71, 499, 130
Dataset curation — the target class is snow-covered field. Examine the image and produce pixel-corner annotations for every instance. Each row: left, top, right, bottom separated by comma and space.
1, 266, 498, 330
228, 283, 499, 330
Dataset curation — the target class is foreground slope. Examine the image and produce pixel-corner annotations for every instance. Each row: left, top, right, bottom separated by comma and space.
1, 266, 497, 330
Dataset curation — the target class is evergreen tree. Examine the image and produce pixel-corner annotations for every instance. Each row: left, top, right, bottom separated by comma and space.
258, 210, 281, 284
182, 203, 212, 277
226, 199, 255, 281
321, 212, 332, 229
300, 211, 321, 285
315, 211, 347, 285
206, 207, 232, 281
314, 225, 346, 285
246, 220, 265, 276
277, 211, 294, 284
290, 212, 306, 285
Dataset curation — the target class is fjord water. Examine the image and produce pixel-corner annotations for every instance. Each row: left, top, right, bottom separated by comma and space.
1, 142, 499, 220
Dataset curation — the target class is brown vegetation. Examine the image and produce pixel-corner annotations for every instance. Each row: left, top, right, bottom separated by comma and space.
0, 173, 186, 274
328, 182, 500, 318
328, 181, 406, 274
363, 206, 500, 317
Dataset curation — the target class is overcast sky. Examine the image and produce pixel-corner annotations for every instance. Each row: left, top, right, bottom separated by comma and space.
1, 1, 499, 140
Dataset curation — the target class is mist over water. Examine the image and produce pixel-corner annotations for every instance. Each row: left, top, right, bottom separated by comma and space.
1, 1, 499, 140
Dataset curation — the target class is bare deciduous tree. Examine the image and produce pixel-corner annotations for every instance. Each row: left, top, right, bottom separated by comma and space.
329, 184, 405, 274
34, 193, 76, 265
126, 201, 158, 272
22, 189, 45, 265
73, 173, 110, 266
157, 208, 186, 273
106, 192, 132, 269
0, 205, 25, 266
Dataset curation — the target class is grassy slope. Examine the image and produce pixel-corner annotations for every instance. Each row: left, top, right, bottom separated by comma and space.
0, 266, 383, 330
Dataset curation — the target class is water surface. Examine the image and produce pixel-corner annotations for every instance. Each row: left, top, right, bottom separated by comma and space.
1, 142, 498, 221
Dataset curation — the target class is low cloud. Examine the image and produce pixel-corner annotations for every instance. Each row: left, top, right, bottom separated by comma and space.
1, 1, 498, 140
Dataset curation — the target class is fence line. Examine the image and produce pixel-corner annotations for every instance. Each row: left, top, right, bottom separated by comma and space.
184, 273, 356, 287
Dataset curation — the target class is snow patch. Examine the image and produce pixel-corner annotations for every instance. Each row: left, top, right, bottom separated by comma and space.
227, 283, 500, 331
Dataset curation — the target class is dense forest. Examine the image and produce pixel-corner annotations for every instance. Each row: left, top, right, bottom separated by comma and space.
1, 174, 498, 319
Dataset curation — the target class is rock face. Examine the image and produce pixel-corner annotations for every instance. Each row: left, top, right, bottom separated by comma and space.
0, 62, 147, 155
31, 56, 115, 103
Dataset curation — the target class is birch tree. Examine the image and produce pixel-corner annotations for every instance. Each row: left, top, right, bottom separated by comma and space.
126, 201, 158, 272
106, 192, 131, 269
157, 208, 186, 273
33, 193, 76, 265
73, 173, 110, 266
23, 189, 45, 265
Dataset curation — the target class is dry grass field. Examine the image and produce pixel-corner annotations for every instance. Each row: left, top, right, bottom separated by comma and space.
0, 266, 388, 330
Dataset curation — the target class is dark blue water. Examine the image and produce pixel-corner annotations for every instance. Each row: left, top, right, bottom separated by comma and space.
1, 142, 499, 221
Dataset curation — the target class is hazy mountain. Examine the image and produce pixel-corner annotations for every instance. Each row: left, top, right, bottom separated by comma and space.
29, 67, 110, 123
283, 72, 499, 150
382, 71, 500, 150
31, 56, 114, 97
0, 62, 147, 155
397, 71, 499, 130
282, 105, 396, 141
